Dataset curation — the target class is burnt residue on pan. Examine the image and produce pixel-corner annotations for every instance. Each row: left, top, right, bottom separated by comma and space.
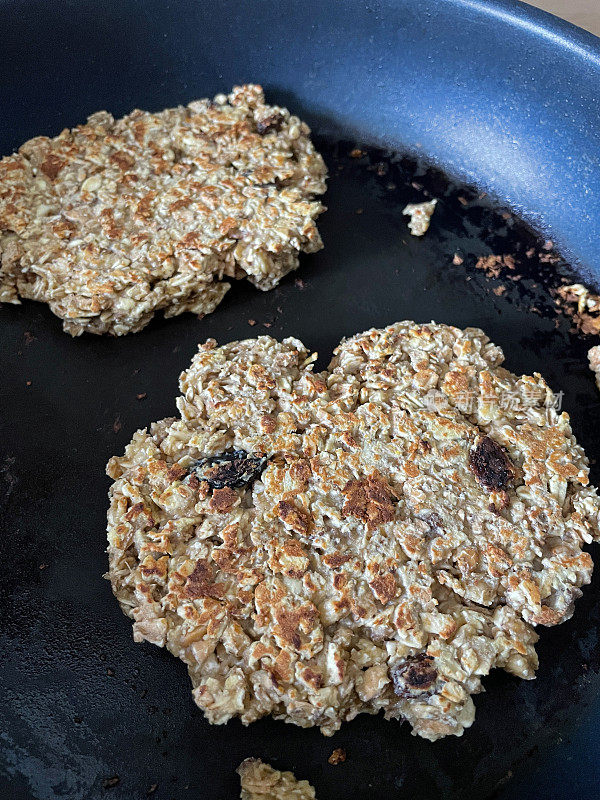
1, 140, 600, 800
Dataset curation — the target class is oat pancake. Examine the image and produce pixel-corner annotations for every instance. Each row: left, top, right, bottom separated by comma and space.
106, 322, 600, 740
0, 85, 326, 335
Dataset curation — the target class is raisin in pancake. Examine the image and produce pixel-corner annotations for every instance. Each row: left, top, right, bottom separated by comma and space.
106, 322, 600, 740
0, 85, 326, 335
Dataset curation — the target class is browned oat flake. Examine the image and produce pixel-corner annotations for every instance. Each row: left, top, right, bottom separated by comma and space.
555, 283, 600, 335
328, 748, 346, 765
106, 322, 600, 741
0, 85, 326, 335
475, 253, 516, 278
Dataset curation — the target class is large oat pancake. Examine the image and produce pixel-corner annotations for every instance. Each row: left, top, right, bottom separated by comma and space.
106, 322, 600, 740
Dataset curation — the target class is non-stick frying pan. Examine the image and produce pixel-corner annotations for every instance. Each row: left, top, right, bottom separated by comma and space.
2, 1, 600, 798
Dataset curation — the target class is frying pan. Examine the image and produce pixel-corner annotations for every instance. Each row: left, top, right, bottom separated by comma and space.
2, 1, 600, 798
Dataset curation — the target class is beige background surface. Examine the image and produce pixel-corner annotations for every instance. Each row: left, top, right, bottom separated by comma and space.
526, 0, 600, 36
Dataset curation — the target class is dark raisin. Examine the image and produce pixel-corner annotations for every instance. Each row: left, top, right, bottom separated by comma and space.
189, 450, 267, 490
468, 436, 515, 492
256, 113, 284, 134
390, 653, 438, 699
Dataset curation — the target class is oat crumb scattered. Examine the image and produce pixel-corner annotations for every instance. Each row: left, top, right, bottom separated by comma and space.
539, 251, 560, 264
452, 253, 464, 266
136, 393, 147, 401
248, 319, 257, 326
402, 199, 437, 237
349, 148, 364, 158
588, 346, 600, 391
493, 286, 507, 296
475, 254, 516, 278
328, 748, 346, 765
555, 284, 600, 335
238, 759, 316, 800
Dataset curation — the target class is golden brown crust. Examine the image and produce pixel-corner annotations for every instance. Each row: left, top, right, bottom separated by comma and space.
342, 472, 397, 530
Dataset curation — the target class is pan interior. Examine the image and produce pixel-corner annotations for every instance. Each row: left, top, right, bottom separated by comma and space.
1, 139, 600, 800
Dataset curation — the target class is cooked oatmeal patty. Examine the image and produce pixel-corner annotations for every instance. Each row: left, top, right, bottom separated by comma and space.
106, 321, 600, 740
0, 85, 326, 335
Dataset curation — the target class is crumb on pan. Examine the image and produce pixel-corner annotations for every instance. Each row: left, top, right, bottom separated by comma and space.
588, 345, 600, 391
475, 254, 516, 279
327, 748, 346, 765
238, 759, 316, 800
555, 284, 600, 335
402, 199, 437, 236
0, 85, 327, 336
106, 321, 600, 741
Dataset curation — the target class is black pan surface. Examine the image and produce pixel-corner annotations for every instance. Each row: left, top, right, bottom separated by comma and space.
2, 140, 600, 800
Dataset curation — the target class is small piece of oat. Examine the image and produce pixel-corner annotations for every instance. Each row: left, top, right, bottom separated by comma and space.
402, 199, 437, 237
556, 284, 600, 335
452, 253, 464, 266
328, 748, 346, 765
475, 254, 516, 278
238, 759, 316, 800
588, 346, 600, 391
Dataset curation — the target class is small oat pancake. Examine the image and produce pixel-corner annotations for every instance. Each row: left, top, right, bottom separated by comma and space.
0, 85, 326, 335
237, 759, 316, 800
106, 322, 600, 740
